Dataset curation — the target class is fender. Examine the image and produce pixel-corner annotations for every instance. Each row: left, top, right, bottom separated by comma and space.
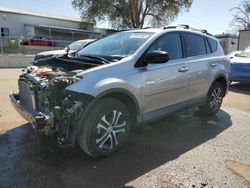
66, 77, 141, 117
207, 73, 229, 96
68, 87, 142, 143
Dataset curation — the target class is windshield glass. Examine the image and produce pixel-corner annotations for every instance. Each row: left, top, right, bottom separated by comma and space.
68, 40, 90, 51
77, 32, 153, 58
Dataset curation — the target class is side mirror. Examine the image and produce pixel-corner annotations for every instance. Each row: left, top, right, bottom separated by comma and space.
65, 46, 70, 56
143, 50, 169, 65
66, 46, 70, 53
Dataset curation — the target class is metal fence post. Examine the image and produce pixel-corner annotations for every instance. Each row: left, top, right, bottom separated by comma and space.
0, 37, 3, 54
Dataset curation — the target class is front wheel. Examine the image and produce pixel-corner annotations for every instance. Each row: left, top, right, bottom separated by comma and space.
199, 82, 224, 116
78, 97, 131, 158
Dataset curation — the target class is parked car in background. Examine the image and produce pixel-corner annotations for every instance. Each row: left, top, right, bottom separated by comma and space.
34, 39, 95, 60
230, 48, 250, 83
10, 25, 230, 158
20, 35, 53, 47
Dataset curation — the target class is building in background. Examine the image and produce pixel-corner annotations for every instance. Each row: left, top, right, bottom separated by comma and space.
215, 33, 238, 55
238, 30, 250, 51
0, 6, 118, 53
0, 6, 114, 43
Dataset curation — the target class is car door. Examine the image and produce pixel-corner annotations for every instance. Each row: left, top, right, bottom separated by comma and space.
140, 32, 189, 120
42, 36, 50, 46
30, 36, 37, 46
181, 32, 212, 103
38, 36, 47, 46
31, 36, 41, 46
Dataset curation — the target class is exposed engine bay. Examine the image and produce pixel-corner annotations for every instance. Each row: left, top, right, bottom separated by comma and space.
12, 56, 105, 145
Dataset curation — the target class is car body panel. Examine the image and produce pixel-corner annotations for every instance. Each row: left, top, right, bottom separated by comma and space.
230, 53, 250, 83
10, 27, 230, 146
230, 63, 250, 83
140, 58, 188, 114
66, 31, 229, 123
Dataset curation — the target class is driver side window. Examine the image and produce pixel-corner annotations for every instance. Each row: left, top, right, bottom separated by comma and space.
148, 32, 182, 60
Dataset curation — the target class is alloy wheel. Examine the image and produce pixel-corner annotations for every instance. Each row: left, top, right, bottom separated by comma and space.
95, 110, 127, 150
210, 87, 222, 111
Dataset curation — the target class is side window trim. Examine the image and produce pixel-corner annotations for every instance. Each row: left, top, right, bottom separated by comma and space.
204, 37, 212, 54
179, 32, 185, 59
180, 32, 187, 58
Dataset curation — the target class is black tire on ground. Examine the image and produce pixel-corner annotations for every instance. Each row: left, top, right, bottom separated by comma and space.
78, 97, 131, 158
199, 82, 224, 116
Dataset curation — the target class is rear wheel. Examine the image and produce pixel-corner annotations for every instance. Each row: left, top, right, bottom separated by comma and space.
199, 82, 224, 116
78, 97, 131, 158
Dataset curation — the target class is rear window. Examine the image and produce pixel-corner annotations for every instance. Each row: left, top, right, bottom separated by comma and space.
183, 33, 207, 57
207, 38, 217, 53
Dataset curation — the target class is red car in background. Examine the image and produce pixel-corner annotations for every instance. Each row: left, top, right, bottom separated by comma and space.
20, 35, 54, 46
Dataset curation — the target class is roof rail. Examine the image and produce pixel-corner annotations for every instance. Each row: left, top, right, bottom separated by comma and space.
119, 28, 135, 32
163, 24, 212, 35
142, 27, 152, 29
163, 24, 189, 29
190, 28, 212, 35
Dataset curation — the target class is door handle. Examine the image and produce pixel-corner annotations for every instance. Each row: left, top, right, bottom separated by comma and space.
210, 63, 218, 67
178, 66, 189, 72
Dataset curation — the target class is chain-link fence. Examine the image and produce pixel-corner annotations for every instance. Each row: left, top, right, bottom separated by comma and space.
0, 36, 74, 55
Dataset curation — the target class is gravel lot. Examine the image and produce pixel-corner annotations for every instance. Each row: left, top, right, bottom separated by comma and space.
0, 69, 249, 188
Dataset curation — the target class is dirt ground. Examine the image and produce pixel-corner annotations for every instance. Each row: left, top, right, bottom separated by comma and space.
0, 69, 249, 188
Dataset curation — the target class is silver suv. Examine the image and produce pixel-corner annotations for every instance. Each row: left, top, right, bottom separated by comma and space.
10, 25, 230, 157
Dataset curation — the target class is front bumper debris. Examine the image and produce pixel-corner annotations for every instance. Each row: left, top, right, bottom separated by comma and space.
9, 92, 53, 129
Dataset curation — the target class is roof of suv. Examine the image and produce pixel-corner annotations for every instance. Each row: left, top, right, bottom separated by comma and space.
122, 25, 218, 41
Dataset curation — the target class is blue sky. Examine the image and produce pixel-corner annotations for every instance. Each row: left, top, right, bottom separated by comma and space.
0, 0, 243, 34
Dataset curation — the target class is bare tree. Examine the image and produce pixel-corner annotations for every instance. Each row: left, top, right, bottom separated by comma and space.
72, 0, 193, 29
231, 0, 250, 33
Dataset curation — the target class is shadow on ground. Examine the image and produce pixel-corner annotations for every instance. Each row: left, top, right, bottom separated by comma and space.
229, 82, 250, 95
0, 108, 232, 188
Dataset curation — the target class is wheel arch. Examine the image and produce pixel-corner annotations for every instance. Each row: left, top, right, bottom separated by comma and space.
208, 74, 228, 96
95, 89, 140, 125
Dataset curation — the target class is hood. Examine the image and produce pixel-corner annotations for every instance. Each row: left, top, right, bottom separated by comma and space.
33, 55, 108, 72
37, 50, 67, 56
231, 57, 250, 64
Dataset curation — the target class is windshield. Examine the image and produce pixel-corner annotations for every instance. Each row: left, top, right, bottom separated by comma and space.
77, 32, 153, 58
68, 40, 91, 51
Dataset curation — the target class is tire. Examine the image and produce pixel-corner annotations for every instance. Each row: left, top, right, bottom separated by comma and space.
78, 97, 131, 158
199, 82, 224, 116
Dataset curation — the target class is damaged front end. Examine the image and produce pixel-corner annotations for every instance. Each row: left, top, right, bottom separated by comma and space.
10, 56, 98, 145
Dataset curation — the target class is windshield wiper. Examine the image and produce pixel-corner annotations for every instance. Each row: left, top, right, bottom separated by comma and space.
79, 55, 110, 64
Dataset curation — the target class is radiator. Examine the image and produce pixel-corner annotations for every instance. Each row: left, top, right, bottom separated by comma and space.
19, 80, 37, 113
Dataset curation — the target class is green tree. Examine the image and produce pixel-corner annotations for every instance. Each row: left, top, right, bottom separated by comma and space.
231, 0, 250, 32
72, 0, 193, 29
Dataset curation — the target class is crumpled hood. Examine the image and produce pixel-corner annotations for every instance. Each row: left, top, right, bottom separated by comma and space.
37, 50, 67, 56
33, 55, 105, 72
